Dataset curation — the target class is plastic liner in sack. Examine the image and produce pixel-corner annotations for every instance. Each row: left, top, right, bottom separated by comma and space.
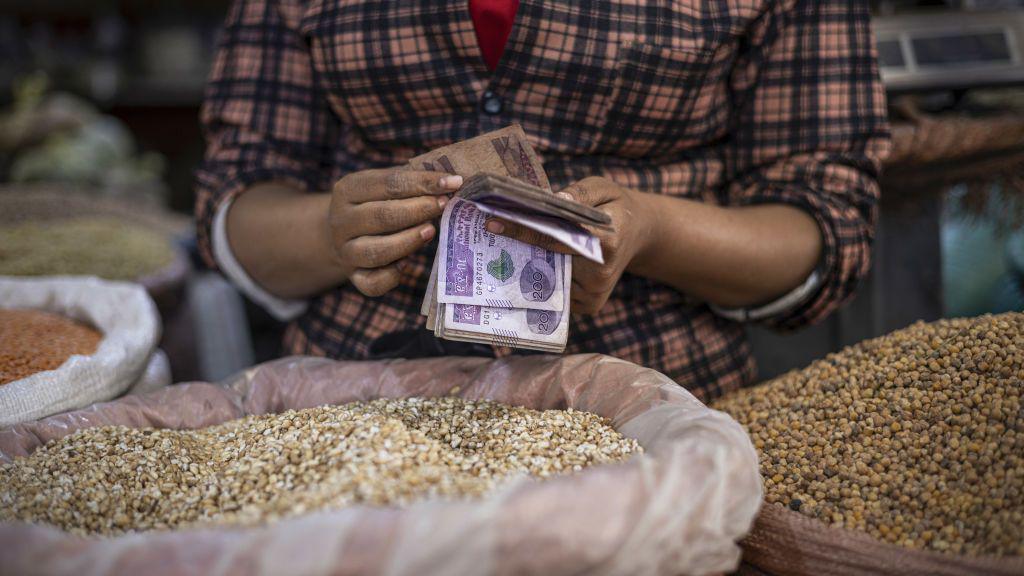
0, 354, 761, 576
0, 276, 166, 427
739, 499, 1024, 576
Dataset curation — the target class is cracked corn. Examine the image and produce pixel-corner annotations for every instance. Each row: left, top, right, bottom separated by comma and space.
714, 313, 1024, 557
0, 309, 102, 385
0, 397, 641, 535
0, 217, 174, 280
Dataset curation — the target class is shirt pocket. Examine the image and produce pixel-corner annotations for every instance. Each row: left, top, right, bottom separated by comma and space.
591, 42, 729, 158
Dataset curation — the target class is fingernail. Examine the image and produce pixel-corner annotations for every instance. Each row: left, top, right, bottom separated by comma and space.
556, 191, 573, 200
437, 196, 448, 209
396, 260, 406, 272
440, 175, 463, 190
420, 225, 435, 240
485, 220, 504, 234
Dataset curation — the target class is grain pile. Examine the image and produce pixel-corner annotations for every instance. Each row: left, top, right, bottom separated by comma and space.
714, 313, 1023, 557
0, 397, 641, 535
0, 309, 102, 385
0, 217, 174, 280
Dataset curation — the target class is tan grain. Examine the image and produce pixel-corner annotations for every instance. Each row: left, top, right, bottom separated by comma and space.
0, 217, 174, 280
0, 397, 641, 535
714, 313, 1024, 557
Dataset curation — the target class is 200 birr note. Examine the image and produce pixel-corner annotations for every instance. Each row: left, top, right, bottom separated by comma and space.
436, 198, 565, 311
440, 270, 570, 350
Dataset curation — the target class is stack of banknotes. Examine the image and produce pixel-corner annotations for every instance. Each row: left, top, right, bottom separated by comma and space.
413, 125, 606, 352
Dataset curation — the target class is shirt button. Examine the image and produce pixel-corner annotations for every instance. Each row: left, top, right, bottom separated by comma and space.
481, 91, 503, 115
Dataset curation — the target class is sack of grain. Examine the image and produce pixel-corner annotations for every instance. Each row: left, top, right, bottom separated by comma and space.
0, 276, 166, 426
0, 186, 192, 312
0, 354, 761, 576
716, 313, 1024, 576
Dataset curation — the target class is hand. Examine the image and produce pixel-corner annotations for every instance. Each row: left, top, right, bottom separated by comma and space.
484, 176, 656, 315
330, 168, 462, 296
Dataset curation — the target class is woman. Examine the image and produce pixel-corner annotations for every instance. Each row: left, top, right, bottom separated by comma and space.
196, 0, 890, 401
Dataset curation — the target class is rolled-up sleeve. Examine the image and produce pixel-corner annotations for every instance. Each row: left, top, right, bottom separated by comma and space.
721, 0, 891, 330
194, 0, 341, 271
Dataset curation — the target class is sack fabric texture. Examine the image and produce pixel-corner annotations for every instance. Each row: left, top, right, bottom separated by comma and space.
0, 354, 761, 576
0, 276, 165, 426
740, 502, 1024, 576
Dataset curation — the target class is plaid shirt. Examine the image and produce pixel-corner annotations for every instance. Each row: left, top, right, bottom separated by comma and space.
196, 0, 890, 401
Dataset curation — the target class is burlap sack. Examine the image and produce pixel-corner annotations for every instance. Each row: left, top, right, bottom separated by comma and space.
740, 502, 1024, 576
0, 354, 761, 576
0, 276, 165, 426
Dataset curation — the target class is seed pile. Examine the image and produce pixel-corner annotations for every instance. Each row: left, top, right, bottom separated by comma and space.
0, 397, 641, 535
714, 313, 1024, 557
0, 217, 174, 280
0, 309, 102, 385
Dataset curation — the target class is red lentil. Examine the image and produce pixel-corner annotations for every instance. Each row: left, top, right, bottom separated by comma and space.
0, 309, 102, 385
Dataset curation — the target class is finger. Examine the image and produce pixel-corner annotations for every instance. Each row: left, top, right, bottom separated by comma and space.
339, 169, 462, 203
350, 264, 402, 297
570, 272, 615, 314
570, 277, 607, 298
570, 288, 612, 315
585, 294, 612, 314
343, 195, 449, 236
570, 288, 588, 309
395, 257, 417, 274
344, 224, 435, 268
570, 291, 599, 315
483, 219, 576, 255
561, 177, 618, 207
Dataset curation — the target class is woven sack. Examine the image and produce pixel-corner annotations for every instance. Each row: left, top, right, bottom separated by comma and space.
0, 276, 164, 426
740, 503, 1024, 576
0, 354, 762, 576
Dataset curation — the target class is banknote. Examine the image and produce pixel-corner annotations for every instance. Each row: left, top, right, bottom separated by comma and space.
436, 198, 565, 311
409, 125, 550, 190
471, 202, 604, 264
443, 304, 567, 348
420, 254, 439, 317
456, 172, 605, 263
459, 173, 611, 227
436, 272, 570, 352
437, 249, 570, 353
410, 124, 574, 352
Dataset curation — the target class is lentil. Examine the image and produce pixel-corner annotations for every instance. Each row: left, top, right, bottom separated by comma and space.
0, 397, 641, 535
714, 313, 1024, 556
0, 217, 174, 280
0, 309, 102, 385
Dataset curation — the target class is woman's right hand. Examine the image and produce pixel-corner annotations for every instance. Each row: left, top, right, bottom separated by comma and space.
329, 169, 462, 296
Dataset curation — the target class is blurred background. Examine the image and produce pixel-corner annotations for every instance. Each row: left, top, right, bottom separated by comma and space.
0, 0, 1022, 383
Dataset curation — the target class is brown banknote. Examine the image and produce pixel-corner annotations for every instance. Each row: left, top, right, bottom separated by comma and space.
409, 124, 551, 191
459, 173, 611, 227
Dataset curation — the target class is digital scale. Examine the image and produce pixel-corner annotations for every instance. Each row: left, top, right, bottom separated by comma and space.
873, 7, 1024, 92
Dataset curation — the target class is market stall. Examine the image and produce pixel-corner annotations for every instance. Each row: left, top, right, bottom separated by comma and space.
1, 1, 1023, 575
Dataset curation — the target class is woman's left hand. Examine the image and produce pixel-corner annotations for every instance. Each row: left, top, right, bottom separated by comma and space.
484, 176, 656, 315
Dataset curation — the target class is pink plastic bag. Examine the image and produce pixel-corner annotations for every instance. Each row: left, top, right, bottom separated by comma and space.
0, 354, 761, 576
